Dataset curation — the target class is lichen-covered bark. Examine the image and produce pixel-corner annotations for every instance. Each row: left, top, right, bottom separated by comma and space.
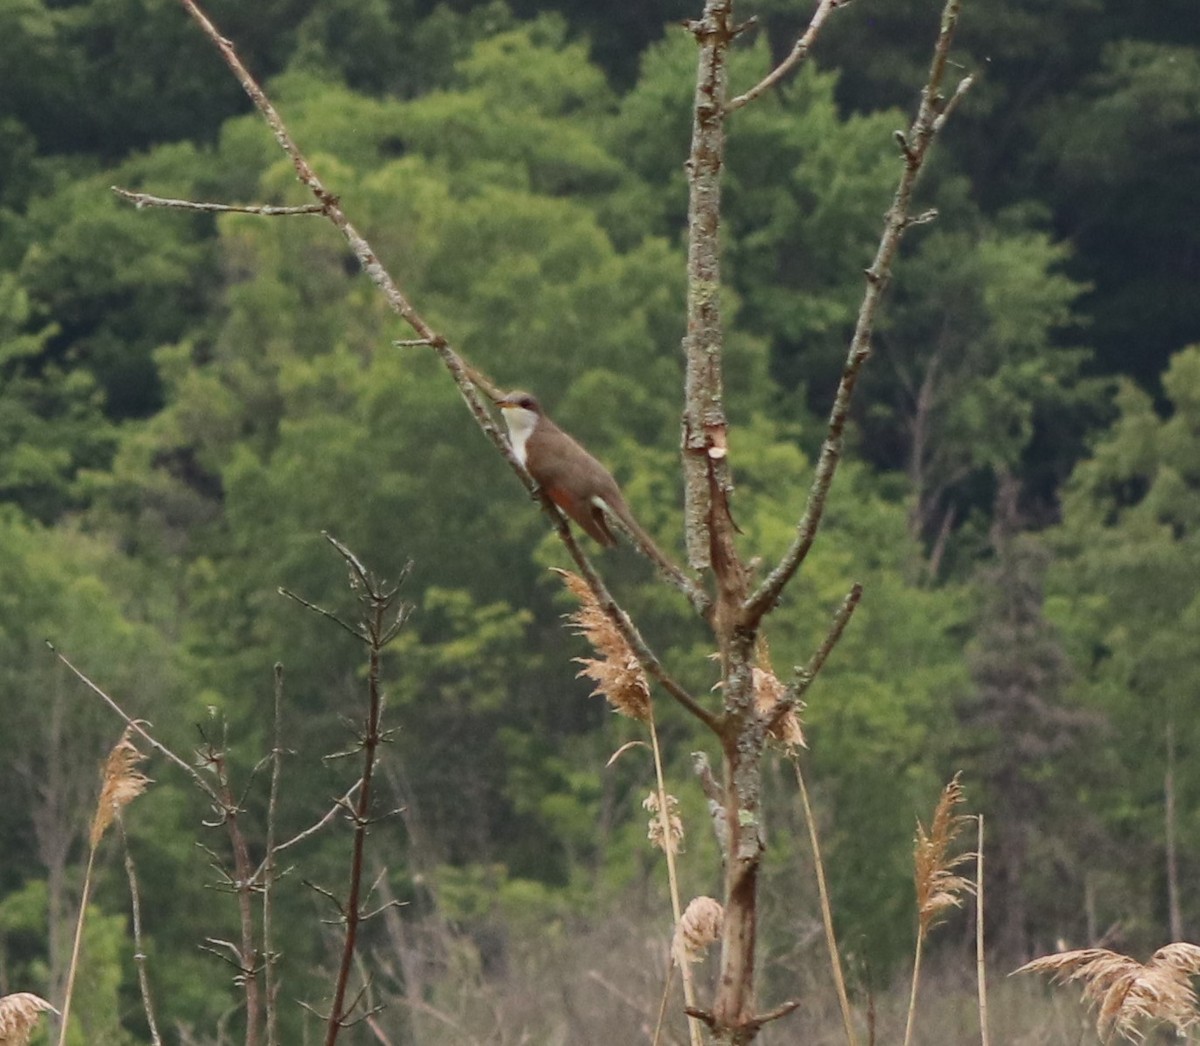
714, 646, 766, 1037
682, 5, 770, 1040
682, 0, 737, 575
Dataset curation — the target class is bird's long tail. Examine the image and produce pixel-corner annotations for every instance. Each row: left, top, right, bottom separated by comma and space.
597, 495, 702, 600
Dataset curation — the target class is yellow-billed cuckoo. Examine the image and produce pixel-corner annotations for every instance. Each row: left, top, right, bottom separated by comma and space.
498, 390, 667, 558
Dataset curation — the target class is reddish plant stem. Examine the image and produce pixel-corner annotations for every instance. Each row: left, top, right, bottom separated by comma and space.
207, 750, 261, 1046
325, 597, 387, 1044
263, 664, 284, 1046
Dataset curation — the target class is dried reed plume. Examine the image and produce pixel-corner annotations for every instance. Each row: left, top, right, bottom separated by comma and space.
712, 640, 805, 748
1016, 942, 1200, 1041
904, 772, 976, 1046
644, 791, 684, 855
90, 726, 153, 847
552, 570, 700, 1046
555, 569, 650, 722
673, 897, 724, 964
555, 570, 701, 1044
914, 772, 975, 933
753, 665, 805, 749
0, 993, 57, 1046
59, 727, 151, 1046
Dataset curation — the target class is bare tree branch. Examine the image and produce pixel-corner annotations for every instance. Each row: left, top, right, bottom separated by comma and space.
111, 187, 323, 215
278, 588, 365, 642
678, 7, 776, 1035
255, 781, 362, 876
725, 0, 845, 112
790, 582, 863, 703
196, 738, 262, 1043
263, 664, 285, 1046
681, 1, 741, 586
742, 0, 973, 628
118, 818, 163, 1046
692, 751, 729, 862
46, 642, 219, 803
316, 564, 408, 1045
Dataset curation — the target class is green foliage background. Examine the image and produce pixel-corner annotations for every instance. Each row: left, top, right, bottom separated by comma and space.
1, 0, 1198, 1039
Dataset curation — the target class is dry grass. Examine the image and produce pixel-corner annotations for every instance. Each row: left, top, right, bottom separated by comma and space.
555, 569, 650, 722
905, 773, 977, 1046
89, 725, 152, 848
59, 726, 152, 1046
914, 772, 976, 934
863, 960, 1094, 1046
673, 897, 724, 964
556, 568, 703, 1046
0, 993, 57, 1046
358, 905, 1100, 1046
754, 636, 805, 749
753, 665, 805, 749
643, 791, 684, 855
1016, 942, 1200, 1042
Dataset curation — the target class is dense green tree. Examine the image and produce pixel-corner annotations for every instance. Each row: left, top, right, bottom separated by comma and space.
1037, 42, 1200, 387
1050, 346, 1200, 946
0, 0, 239, 158
0, 274, 114, 521
0, 882, 137, 1045
814, 0, 1200, 393
9, 145, 221, 422
955, 478, 1096, 962
292, 0, 513, 98
865, 207, 1097, 565
498, 0, 694, 86
611, 34, 902, 390
0, 509, 190, 1030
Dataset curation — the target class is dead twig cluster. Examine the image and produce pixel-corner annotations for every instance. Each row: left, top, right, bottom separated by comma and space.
51, 534, 411, 1045
282, 535, 413, 1044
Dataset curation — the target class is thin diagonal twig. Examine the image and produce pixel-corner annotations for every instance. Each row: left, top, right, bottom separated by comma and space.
252, 781, 362, 879
743, 0, 973, 627
789, 583, 864, 706
119, 817, 163, 1045
111, 187, 323, 215
726, 0, 844, 112
47, 642, 219, 802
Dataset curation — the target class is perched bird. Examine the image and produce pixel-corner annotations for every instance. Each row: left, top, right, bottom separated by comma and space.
497, 390, 661, 553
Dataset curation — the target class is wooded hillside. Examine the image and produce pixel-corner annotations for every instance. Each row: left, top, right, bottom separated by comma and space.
1, 0, 1198, 1041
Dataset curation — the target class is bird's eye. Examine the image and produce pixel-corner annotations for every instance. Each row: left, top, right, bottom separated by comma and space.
520, 396, 535, 409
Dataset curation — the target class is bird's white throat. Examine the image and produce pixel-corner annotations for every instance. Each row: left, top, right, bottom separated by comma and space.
500, 405, 539, 467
